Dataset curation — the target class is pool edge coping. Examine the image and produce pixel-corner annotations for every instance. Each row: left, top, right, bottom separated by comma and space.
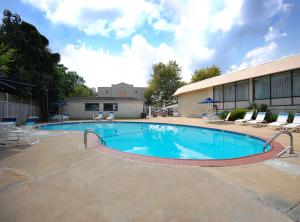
61, 121, 286, 167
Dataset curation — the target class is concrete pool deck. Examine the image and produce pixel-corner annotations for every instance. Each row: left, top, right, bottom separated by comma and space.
0, 117, 299, 222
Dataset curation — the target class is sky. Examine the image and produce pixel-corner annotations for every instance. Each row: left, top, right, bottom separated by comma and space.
1, 0, 300, 88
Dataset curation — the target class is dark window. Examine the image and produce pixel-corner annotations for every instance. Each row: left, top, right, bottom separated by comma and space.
224, 83, 235, 102
254, 76, 270, 99
213, 85, 223, 102
271, 72, 291, 98
135, 90, 138, 93
236, 80, 249, 101
293, 69, 300, 96
85, 103, 99, 111
104, 103, 118, 111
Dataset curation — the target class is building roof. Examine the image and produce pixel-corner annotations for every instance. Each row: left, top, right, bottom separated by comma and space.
66, 96, 143, 102
174, 53, 300, 96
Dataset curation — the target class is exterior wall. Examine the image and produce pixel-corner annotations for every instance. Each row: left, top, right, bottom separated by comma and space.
178, 88, 213, 117
98, 83, 145, 101
178, 77, 300, 115
63, 100, 144, 119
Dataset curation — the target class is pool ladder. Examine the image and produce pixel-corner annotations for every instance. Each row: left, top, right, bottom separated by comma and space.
84, 129, 106, 148
263, 129, 294, 157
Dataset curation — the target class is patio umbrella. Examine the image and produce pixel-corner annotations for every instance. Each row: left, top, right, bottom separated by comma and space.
51, 100, 67, 118
199, 97, 219, 104
199, 97, 219, 113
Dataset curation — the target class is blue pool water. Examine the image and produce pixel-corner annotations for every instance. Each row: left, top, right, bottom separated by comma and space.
41, 122, 271, 160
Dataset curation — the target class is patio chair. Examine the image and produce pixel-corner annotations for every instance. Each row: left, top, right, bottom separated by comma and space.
25, 116, 39, 127
62, 114, 70, 121
267, 112, 288, 129
235, 111, 253, 125
284, 113, 300, 132
8, 125, 39, 145
214, 112, 231, 124
247, 112, 267, 127
94, 111, 104, 120
1, 117, 17, 126
107, 111, 114, 121
203, 113, 219, 123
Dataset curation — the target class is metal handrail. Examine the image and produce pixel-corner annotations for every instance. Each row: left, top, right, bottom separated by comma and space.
263, 129, 294, 157
84, 128, 106, 148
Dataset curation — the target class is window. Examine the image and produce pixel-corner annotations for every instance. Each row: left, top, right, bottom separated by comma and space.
213, 85, 223, 102
254, 76, 270, 99
236, 80, 249, 101
271, 72, 291, 98
224, 83, 235, 102
104, 103, 118, 111
85, 103, 99, 111
293, 69, 300, 96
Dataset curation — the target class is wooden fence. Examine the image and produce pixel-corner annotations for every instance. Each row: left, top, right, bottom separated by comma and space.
0, 92, 41, 125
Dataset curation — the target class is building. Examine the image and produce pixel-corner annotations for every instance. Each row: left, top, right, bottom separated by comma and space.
62, 82, 146, 119
62, 97, 144, 119
98, 82, 146, 101
174, 54, 300, 117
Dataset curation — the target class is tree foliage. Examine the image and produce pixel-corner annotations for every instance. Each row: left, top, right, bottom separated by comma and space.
190, 65, 221, 83
145, 61, 185, 107
0, 42, 15, 73
0, 10, 93, 118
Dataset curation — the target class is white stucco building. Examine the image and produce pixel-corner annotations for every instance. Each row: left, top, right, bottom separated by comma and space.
62, 82, 146, 119
62, 97, 144, 119
174, 54, 300, 117
98, 82, 146, 101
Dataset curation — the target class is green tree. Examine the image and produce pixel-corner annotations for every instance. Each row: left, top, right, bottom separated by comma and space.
0, 10, 93, 119
190, 65, 221, 83
71, 85, 94, 97
145, 60, 185, 107
0, 42, 15, 73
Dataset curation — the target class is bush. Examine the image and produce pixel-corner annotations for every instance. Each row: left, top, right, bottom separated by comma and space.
218, 111, 229, 120
259, 104, 268, 112
266, 112, 277, 123
229, 108, 248, 121
288, 112, 295, 123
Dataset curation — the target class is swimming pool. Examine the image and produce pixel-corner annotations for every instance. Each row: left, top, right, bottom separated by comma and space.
41, 122, 271, 160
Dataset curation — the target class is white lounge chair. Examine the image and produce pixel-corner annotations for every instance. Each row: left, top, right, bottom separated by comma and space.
107, 111, 114, 121
214, 112, 231, 124
284, 113, 300, 132
94, 111, 104, 120
267, 112, 288, 129
8, 125, 39, 145
203, 113, 219, 123
235, 111, 253, 125
247, 112, 266, 127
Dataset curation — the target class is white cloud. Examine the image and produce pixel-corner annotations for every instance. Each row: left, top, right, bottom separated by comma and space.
211, 0, 243, 32
264, 26, 287, 42
22, 0, 293, 85
22, 0, 160, 38
229, 41, 278, 71
60, 35, 187, 87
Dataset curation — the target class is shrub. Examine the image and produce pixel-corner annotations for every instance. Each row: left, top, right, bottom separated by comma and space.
249, 103, 259, 112
288, 112, 295, 123
266, 112, 277, 123
229, 108, 248, 121
259, 104, 268, 112
218, 111, 229, 120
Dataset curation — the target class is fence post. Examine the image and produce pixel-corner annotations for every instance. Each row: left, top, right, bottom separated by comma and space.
20, 97, 23, 124
5, 93, 8, 117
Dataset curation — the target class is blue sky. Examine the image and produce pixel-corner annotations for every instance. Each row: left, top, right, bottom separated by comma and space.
1, 0, 299, 88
